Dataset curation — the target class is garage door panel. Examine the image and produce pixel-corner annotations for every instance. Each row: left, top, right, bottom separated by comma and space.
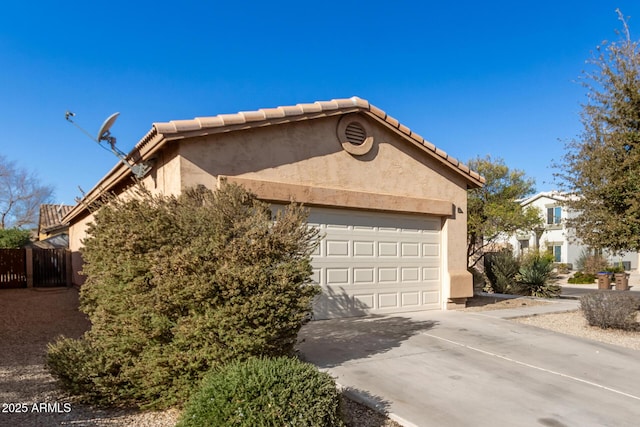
422, 291, 440, 305
401, 292, 421, 306
326, 240, 349, 256
378, 268, 398, 282
401, 242, 420, 257
423, 267, 440, 280
378, 293, 398, 308
354, 294, 374, 309
401, 267, 420, 282
378, 242, 398, 257
422, 243, 439, 256
353, 241, 375, 257
308, 208, 441, 319
326, 268, 349, 284
353, 268, 375, 283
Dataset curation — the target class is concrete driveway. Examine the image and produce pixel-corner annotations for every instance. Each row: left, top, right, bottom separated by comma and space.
297, 308, 640, 427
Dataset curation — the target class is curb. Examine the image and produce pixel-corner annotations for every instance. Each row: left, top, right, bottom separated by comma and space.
337, 383, 419, 427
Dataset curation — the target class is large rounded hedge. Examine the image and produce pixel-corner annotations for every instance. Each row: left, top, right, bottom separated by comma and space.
47, 184, 320, 408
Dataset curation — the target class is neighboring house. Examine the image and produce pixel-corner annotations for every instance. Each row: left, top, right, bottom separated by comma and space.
62, 97, 484, 319
38, 204, 73, 241
507, 191, 638, 270
31, 204, 73, 249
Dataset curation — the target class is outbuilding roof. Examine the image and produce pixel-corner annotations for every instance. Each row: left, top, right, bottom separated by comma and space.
38, 204, 74, 235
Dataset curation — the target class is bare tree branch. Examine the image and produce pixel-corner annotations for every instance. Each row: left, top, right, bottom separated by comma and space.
0, 155, 54, 229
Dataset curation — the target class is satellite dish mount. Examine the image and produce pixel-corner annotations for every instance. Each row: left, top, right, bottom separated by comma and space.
66, 111, 153, 179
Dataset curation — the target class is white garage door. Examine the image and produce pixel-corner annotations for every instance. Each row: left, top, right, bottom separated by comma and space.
308, 208, 442, 319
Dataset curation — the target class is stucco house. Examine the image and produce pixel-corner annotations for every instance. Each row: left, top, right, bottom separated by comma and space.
507, 191, 638, 270
62, 97, 484, 319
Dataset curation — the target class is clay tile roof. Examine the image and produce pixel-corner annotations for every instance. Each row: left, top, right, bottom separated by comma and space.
39, 204, 74, 234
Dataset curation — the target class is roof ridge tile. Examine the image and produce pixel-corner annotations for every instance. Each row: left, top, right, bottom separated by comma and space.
239, 110, 267, 122
218, 113, 247, 126
314, 100, 340, 110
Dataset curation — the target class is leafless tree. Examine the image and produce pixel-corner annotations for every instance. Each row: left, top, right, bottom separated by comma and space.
0, 155, 54, 229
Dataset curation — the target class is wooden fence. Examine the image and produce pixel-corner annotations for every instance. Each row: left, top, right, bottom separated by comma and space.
0, 248, 70, 289
0, 249, 26, 288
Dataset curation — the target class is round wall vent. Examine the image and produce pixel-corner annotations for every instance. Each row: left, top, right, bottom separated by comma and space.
344, 122, 367, 146
337, 115, 374, 156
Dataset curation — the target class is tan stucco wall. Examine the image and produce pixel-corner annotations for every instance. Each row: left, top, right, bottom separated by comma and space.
143, 144, 182, 196
68, 212, 93, 286
177, 114, 472, 304
67, 113, 473, 302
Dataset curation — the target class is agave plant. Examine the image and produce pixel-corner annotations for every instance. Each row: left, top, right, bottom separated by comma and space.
515, 252, 560, 298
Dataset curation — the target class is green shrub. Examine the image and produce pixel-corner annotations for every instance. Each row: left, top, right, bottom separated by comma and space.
567, 271, 596, 284
515, 252, 560, 298
484, 250, 520, 294
604, 265, 625, 274
177, 357, 344, 427
47, 183, 321, 408
0, 228, 31, 248
580, 292, 639, 330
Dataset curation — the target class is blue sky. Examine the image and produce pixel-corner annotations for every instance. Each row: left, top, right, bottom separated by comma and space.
2, 1, 640, 205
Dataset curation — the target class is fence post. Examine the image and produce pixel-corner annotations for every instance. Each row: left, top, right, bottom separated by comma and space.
25, 248, 33, 288
65, 250, 72, 287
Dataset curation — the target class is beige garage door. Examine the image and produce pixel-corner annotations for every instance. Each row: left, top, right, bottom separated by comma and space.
308, 208, 442, 319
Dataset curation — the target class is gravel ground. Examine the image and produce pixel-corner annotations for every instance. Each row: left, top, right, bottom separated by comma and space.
513, 310, 640, 351
0, 287, 400, 427
0, 287, 180, 427
463, 295, 551, 312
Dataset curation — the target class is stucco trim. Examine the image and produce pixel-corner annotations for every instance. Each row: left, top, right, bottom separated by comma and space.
218, 176, 453, 216
448, 270, 474, 298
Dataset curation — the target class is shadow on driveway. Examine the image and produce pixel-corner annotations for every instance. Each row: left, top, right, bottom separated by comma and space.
297, 315, 437, 368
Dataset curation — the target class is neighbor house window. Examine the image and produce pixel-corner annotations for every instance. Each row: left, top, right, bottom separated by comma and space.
518, 239, 529, 253
547, 206, 562, 225
547, 244, 562, 262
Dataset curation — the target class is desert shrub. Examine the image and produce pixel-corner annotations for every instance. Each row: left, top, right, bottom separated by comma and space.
567, 271, 596, 284
575, 250, 608, 275
514, 252, 560, 298
47, 183, 320, 408
580, 292, 639, 330
177, 357, 344, 427
554, 263, 570, 274
483, 250, 520, 294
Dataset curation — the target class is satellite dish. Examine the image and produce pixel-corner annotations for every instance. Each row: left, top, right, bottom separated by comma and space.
97, 112, 120, 142
66, 110, 154, 179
